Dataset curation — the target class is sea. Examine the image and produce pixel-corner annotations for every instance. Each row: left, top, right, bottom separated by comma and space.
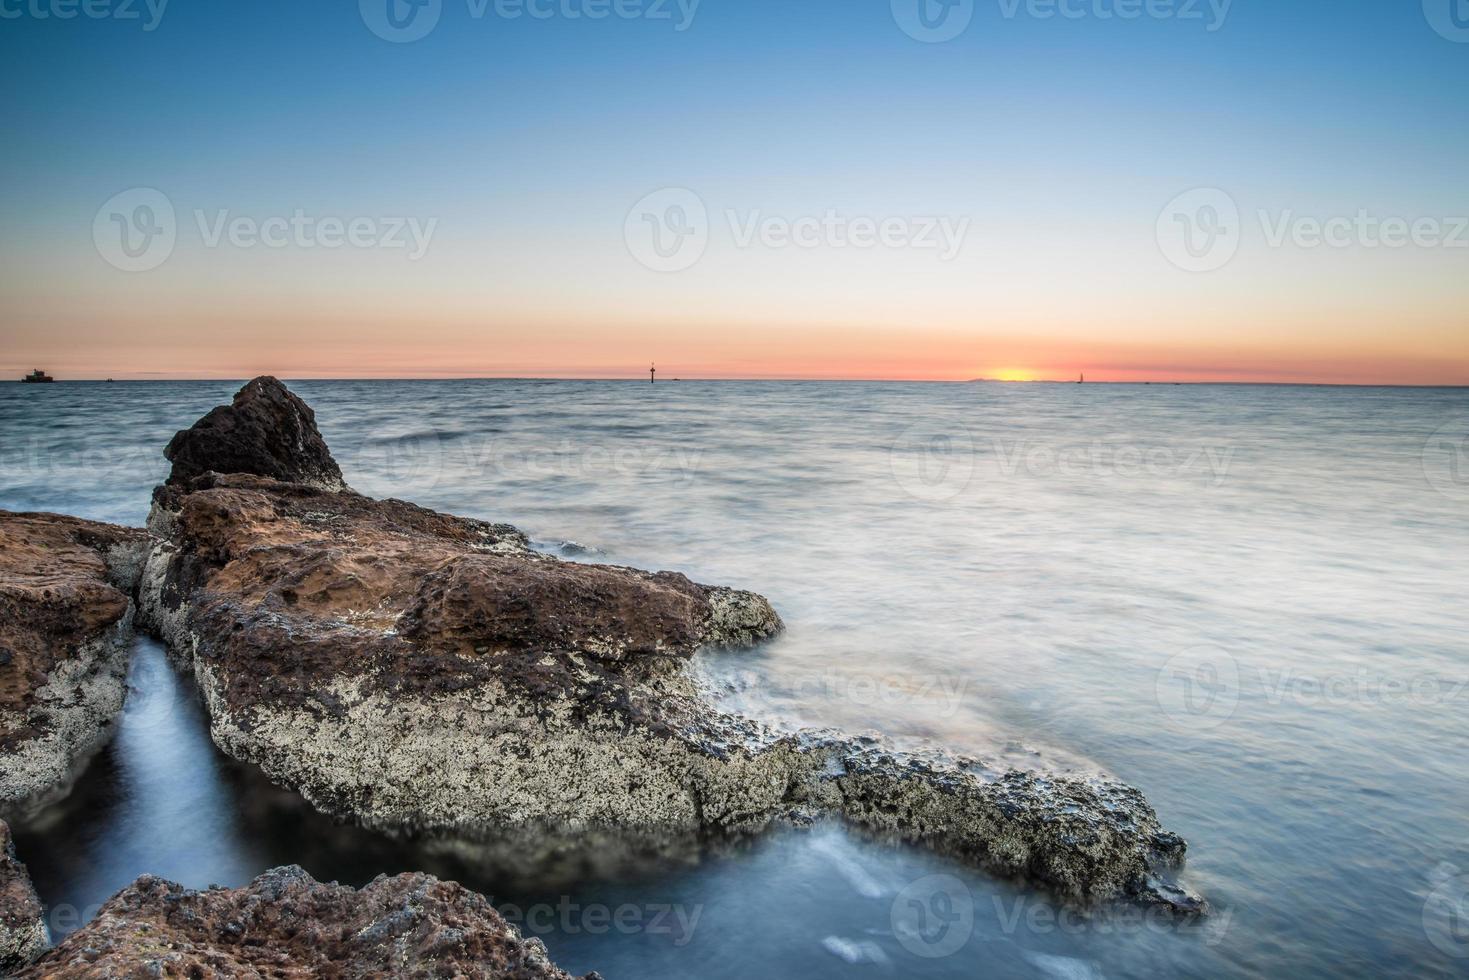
2, 379, 1467, 978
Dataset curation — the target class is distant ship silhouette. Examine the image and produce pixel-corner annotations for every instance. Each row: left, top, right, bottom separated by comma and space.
21, 369, 55, 384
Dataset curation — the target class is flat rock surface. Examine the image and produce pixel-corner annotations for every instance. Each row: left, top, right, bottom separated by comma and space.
149, 472, 775, 722
15, 865, 596, 979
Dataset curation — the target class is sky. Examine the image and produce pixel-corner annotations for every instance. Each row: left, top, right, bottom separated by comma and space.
1, 0, 1466, 383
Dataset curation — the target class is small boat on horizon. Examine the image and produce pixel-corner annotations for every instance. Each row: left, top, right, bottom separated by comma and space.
21, 369, 55, 384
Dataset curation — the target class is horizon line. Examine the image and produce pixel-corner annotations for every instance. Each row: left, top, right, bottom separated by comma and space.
5, 376, 1467, 388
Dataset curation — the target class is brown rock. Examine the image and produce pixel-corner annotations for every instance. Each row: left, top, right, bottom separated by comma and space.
16, 865, 596, 979
0, 511, 147, 809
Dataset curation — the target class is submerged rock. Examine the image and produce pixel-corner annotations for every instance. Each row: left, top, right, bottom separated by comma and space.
15, 865, 595, 979
0, 820, 48, 972
137, 377, 1204, 913
0, 512, 147, 811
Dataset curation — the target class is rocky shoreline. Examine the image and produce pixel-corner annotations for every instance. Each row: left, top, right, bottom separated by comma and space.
0, 376, 1205, 974
14, 865, 598, 979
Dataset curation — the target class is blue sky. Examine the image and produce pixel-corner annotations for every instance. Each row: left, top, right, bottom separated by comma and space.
2, 0, 1466, 381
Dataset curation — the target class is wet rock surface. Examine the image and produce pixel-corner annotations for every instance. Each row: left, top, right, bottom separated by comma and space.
0, 511, 147, 810
137, 378, 1205, 913
0, 820, 48, 972
15, 865, 596, 979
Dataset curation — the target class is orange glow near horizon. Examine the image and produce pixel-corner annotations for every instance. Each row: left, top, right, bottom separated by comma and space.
2, 305, 1467, 386
5, 221, 1467, 385
3, 337, 1467, 385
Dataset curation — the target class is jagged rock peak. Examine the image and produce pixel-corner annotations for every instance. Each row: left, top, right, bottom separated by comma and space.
164, 376, 346, 490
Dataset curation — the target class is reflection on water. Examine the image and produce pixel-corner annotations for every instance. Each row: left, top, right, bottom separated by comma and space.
4, 379, 1469, 978
12, 640, 263, 925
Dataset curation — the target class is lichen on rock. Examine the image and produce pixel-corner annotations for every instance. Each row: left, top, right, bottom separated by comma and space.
0, 819, 48, 972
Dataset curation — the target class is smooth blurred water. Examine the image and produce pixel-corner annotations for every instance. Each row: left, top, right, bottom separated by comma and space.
3, 379, 1468, 978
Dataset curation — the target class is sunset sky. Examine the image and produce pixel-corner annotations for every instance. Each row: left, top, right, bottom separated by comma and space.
2, 1, 1466, 383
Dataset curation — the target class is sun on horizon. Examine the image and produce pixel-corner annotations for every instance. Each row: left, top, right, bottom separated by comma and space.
990, 368, 1039, 382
